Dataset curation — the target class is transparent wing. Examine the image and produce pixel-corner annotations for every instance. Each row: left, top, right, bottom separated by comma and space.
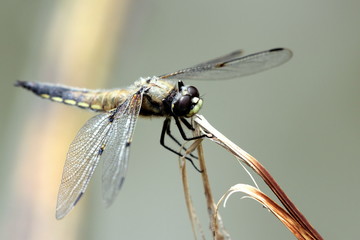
56, 112, 114, 219
192, 49, 244, 68
101, 90, 143, 206
159, 48, 292, 81
55, 90, 143, 218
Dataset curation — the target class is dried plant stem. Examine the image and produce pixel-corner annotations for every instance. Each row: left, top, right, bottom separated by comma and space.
179, 141, 205, 240
218, 184, 316, 240
180, 136, 230, 239
193, 127, 230, 240
194, 114, 323, 240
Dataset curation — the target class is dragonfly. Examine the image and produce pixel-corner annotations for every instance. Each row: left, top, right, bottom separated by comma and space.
15, 48, 292, 219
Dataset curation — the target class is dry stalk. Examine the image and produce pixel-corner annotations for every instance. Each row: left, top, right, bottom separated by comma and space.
179, 132, 230, 239
179, 140, 206, 240
192, 114, 323, 240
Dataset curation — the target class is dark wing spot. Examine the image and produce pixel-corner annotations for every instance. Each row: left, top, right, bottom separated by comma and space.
98, 147, 104, 155
215, 62, 226, 68
269, 48, 284, 52
74, 192, 84, 206
118, 177, 125, 190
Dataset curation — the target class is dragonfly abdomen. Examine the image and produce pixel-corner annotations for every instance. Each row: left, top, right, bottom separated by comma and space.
15, 80, 128, 112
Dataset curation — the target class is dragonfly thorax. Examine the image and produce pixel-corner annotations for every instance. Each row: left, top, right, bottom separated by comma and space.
171, 84, 203, 118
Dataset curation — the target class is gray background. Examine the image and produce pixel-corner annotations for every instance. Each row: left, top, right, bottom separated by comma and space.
1, 0, 359, 239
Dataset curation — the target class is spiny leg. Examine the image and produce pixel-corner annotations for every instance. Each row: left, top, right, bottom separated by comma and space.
160, 118, 201, 172
165, 120, 198, 159
174, 116, 208, 141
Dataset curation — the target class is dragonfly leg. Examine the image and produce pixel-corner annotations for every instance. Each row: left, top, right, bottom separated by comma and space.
174, 117, 208, 141
164, 118, 198, 159
160, 118, 202, 172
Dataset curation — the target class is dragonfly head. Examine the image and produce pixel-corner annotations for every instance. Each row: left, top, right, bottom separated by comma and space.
171, 84, 203, 118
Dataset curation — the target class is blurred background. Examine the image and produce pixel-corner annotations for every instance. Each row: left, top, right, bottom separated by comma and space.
1, 0, 359, 239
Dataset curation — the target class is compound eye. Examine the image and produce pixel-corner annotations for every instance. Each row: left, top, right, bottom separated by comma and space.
172, 95, 192, 116
187, 86, 199, 98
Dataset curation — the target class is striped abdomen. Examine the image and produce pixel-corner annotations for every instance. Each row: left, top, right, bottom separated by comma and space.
15, 80, 129, 112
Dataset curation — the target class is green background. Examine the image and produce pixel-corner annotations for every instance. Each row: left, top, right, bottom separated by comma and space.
1, 0, 359, 239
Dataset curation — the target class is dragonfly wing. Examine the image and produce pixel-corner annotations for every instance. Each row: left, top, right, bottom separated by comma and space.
56, 112, 114, 219
192, 50, 244, 68
101, 90, 143, 206
159, 48, 292, 81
